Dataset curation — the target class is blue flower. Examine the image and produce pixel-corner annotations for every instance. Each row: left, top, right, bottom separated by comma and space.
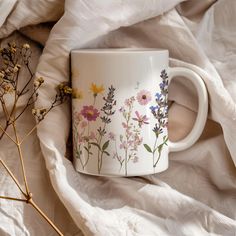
155, 93, 162, 100
159, 82, 165, 90
149, 105, 159, 112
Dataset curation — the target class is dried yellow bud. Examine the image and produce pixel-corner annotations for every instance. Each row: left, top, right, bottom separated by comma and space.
22, 43, 30, 49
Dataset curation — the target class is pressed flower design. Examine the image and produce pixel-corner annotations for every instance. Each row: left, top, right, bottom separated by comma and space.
115, 96, 148, 175
73, 70, 168, 175
81, 105, 100, 121
90, 85, 116, 173
143, 70, 169, 170
136, 90, 152, 105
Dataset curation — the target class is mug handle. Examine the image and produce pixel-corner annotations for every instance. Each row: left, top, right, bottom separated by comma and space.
168, 67, 208, 152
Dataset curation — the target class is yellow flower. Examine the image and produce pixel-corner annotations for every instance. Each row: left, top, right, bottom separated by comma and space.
72, 88, 83, 99
90, 83, 105, 96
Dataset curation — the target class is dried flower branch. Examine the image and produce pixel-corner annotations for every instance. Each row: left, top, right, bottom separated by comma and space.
0, 42, 71, 236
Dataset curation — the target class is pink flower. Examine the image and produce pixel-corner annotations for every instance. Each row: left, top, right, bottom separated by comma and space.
80, 120, 88, 128
78, 135, 85, 144
74, 112, 83, 124
132, 111, 149, 127
89, 131, 96, 140
133, 156, 139, 163
108, 132, 115, 140
136, 90, 152, 105
81, 105, 100, 121
119, 141, 128, 149
122, 122, 128, 128
124, 96, 135, 107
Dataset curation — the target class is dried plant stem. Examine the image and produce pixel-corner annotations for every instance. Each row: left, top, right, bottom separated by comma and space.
0, 123, 17, 144
12, 121, 30, 195
0, 42, 65, 236
28, 199, 63, 236
0, 157, 63, 235
0, 159, 27, 197
0, 195, 27, 203
20, 125, 37, 144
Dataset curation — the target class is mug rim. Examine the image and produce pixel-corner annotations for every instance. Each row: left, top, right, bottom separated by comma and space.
71, 48, 168, 54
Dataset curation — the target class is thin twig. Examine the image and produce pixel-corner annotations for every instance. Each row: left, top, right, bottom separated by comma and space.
0, 123, 17, 144
28, 199, 63, 236
20, 126, 37, 144
0, 195, 27, 203
12, 122, 30, 195
0, 159, 27, 198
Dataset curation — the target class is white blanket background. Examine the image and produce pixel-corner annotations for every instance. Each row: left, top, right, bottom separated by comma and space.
0, 0, 236, 235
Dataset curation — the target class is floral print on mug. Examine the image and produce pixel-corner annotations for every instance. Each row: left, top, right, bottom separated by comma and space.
73, 70, 169, 175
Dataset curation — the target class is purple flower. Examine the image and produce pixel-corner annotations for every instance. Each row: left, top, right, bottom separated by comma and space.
81, 105, 100, 121
136, 90, 152, 105
132, 111, 149, 127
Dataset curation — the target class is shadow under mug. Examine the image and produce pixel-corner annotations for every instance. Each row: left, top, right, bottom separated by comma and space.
71, 48, 208, 177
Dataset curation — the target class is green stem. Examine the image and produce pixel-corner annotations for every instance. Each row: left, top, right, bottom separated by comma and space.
154, 148, 162, 168
87, 121, 90, 161
152, 136, 158, 171
97, 123, 106, 173
125, 149, 128, 176
77, 147, 84, 169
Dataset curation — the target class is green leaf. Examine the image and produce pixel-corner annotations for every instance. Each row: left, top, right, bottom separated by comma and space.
83, 146, 90, 153
90, 142, 101, 150
143, 144, 152, 153
102, 140, 110, 151
103, 151, 110, 156
76, 150, 80, 158
158, 144, 163, 152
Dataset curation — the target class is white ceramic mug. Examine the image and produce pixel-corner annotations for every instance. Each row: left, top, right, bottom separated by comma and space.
71, 49, 208, 177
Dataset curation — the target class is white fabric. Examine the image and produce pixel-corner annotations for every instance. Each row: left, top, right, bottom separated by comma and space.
0, 0, 236, 235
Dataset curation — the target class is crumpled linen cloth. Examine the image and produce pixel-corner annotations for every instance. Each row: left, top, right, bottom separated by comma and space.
0, 0, 236, 235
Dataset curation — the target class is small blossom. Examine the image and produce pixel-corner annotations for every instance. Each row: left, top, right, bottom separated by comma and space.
89, 83, 105, 96
149, 105, 159, 112
132, 111, 149, 127
63, 86, 72, 94
119, 141, 128, 149
2, 84, 14, 93
155, 92, 162, 101
32, 108, 47, 122
74, 112, 83, 124
136, 90, 152, 105
108, 132, 116, 141
80, 120, 88, 128
124, 96, 135, 107
81, 105, 100, 121
34, 77, 44, 87
133, 156, 139, 163
22, 43, 30, 49
89, 131, 96, 140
